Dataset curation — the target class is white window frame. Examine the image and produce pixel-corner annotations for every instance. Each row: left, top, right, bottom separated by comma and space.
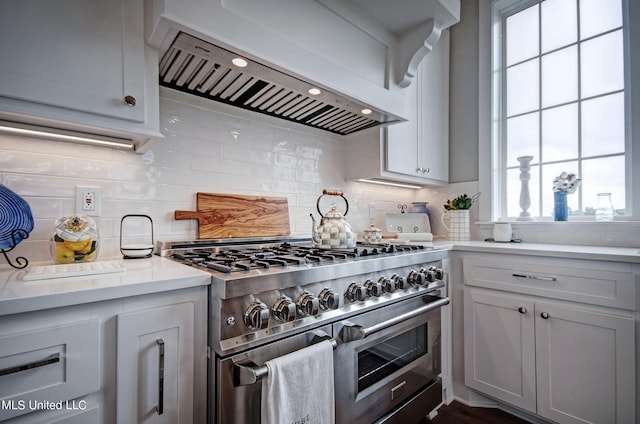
478, 0, 640, 223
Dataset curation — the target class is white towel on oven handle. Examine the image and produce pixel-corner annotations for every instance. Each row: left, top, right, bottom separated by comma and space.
261, 339, 335, 424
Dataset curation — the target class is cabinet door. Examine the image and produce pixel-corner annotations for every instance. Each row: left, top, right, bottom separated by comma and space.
464, 289, 536, 412
417, 30, 449, 183
116, 302, 195, 424
386, 79, 419, 176
385, 31, 449, 183
535, 302, 635, 424
0, 0, 145, 123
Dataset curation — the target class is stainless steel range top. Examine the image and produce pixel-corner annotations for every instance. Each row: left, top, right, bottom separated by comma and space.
158, 237, 448, 356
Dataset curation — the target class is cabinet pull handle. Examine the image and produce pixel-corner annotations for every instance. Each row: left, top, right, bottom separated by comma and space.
0, 353, 60, 377
512, 273, 557, 282
155, 339, 165, 415
540, 312, 550, 319
518, 307, 527, 314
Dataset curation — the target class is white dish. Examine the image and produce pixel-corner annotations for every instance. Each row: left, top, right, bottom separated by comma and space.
121, 244, 153, 258
384, 213, 431, 234
387, 239, 434, 248
396, 232, 433, 242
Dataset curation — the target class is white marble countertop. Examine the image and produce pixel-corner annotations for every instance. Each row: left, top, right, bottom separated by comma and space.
0, 256, 211, 316
431, 240, 640, 263
2, 242, 638, 317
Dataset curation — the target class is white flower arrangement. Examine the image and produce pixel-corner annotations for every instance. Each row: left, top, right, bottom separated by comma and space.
553, 172, 581, 194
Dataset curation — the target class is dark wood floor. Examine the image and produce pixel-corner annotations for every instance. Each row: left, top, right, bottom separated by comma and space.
425, 401, 530, 424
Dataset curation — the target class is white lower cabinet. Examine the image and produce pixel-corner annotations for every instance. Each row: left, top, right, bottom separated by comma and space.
465, 288, 635, 423
0, 286, 207, 424
116, 302, 195, 424
0, 320, 100, 422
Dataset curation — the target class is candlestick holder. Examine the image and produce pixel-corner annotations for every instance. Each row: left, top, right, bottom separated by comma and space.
516, 156, 535, 221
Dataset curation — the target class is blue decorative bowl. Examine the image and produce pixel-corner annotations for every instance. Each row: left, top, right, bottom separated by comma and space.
0, 184, 34, 249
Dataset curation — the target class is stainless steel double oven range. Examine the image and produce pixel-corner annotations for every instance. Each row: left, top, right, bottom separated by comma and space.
159, 238, 450, 424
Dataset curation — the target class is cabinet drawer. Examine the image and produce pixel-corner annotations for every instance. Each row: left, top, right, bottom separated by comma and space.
463, 256, 636, 310
0, 320, 100, 421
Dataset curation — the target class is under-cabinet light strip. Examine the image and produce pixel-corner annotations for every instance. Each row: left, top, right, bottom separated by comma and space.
356, 179, 422, 189
0, 120, 135, 150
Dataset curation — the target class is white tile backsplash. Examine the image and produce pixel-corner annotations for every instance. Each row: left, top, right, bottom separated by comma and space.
1, 91, 421, 263
2, 90, 636, 266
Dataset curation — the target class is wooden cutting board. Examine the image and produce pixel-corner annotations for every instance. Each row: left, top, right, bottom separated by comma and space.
174, 193, 290, 239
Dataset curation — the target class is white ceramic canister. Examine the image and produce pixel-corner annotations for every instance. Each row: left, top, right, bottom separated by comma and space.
440, 210, 470, 241
493, 222, 512, 242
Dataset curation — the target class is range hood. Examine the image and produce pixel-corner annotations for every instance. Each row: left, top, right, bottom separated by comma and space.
159, 32, 403, 135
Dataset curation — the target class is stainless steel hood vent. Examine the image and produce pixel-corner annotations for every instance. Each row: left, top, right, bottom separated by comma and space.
159, 32, 402, 135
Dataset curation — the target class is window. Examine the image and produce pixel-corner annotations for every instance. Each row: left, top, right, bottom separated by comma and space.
494, 0, 628, 219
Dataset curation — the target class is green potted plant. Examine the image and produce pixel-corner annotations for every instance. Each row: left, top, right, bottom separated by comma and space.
443, 193, 480, 211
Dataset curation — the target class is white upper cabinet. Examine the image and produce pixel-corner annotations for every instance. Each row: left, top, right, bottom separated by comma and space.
344, 30, 450, 186
387, 31, 450, 183
0, 0, 161, 152
146, 0, 459, 121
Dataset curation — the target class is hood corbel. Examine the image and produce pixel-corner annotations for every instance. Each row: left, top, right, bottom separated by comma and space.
394, 19, 444, 88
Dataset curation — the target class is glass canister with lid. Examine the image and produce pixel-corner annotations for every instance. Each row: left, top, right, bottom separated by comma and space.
52, 214, 99, 263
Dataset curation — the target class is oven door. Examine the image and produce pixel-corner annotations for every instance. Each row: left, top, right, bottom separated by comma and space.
214, 326, 334, 424
333, 294, 449, 424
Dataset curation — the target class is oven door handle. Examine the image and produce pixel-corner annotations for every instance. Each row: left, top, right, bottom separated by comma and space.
340, 296, 450, 343
233, 330, 337, 386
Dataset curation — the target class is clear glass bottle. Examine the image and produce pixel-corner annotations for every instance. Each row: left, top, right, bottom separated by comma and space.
595, 193, 614, 221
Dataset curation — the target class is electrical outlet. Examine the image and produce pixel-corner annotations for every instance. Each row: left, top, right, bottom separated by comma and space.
76, 186, 101, 216
368, 203, 376, 221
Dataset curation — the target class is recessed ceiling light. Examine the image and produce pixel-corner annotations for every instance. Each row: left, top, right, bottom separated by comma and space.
308, 87, 322, 96
361, 108, 372, 115
232, 57, 248, 68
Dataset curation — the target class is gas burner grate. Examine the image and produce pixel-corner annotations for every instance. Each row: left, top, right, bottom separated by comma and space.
170, 240, 428, 274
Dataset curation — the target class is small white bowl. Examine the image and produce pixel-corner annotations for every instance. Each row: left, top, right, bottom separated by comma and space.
121, 244, 153, 258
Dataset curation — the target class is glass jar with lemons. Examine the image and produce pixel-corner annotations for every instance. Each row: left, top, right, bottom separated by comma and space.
52, 214, 99, 263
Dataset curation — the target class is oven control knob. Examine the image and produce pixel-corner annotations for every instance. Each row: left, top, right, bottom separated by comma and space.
420, 267, 437, 282
346, 283, 366, 302
407, 270, 425, 286
273, 296, 297, 322
379, 276, 396, 293
364, 279, 382, 297
430, 266, 444, 280
297, 292, 320, 316
319, 288, 340, 310
391, 274, 408, 290
243, 301, 270, 330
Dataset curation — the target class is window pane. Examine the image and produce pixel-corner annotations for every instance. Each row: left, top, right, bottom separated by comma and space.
507, 113, 538, 167
541, 162, 579, 216
580, 0, 622, 39
581, 93, 625, 157
542, 104, 578, 162
542, 46, 578, 107
506, 5, 539, 66
541, 0, 577, 53
581, 30, 624, 98
507, 60, 539, 116
507, 165, 540, 218
582, 156, 625, 213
